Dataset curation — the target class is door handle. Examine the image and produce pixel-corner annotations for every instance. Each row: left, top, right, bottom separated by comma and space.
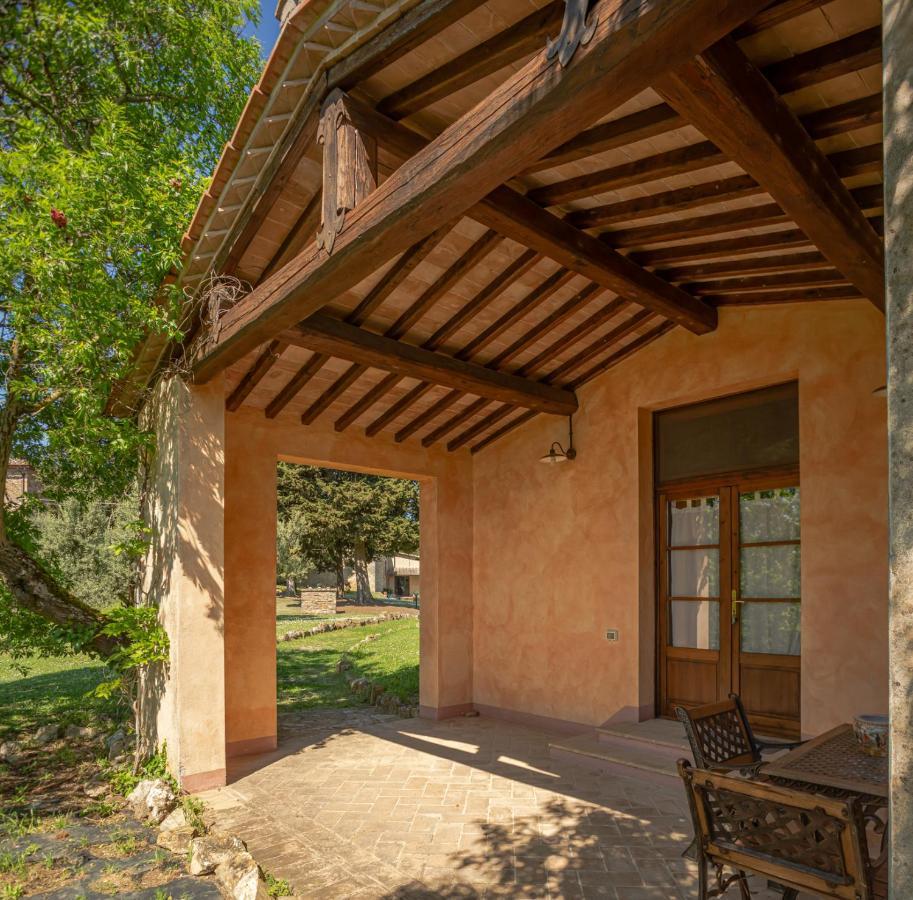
731, 590, 744, 625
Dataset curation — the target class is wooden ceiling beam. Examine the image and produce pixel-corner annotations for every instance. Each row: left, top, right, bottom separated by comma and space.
660, 251, 829, 282
733, 0, 832, 38
348, 97, 716, 334
225, 339, 287, 411
326, 0, 489, 90
334, 372, 403, 433
608, 185, 882, 249
265, 351, 329, 418
365, 383, 437, 438
346, 248, 541, 433
567, 321, 676, 389
571, 142, 881, 230
763, 26, 881, 94
395, 389, 462, 443
656, 38, 884, 308
531, 96, 882, 210
377, 2, 563, 120
687, 269, 849, 295
708, 285, 863, 306
193, 0, 770, 382
300, 362, 367, 424
282, 314, 578, 415
422, 397, 490, 447
632, 229, 812, 267
448, 403, 514, 451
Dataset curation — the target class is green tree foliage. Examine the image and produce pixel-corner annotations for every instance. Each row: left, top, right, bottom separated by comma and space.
0, 0, 261, 658
277, 464, 420, 602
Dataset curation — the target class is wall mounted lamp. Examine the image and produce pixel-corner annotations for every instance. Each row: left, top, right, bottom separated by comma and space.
540, 416, 577, 464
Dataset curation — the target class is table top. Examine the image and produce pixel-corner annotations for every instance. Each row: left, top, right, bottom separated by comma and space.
763, 724, 888, 799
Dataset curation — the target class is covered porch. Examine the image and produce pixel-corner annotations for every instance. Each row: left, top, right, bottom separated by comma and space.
122, 0, 913, 893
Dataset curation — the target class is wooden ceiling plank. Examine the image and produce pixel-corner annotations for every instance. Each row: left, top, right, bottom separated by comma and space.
334, 372, 403, 432
656, 38, 884, 308
457, 269, 576, 361
447, 403, 514, 451
225, 339, 288, 412
283, 315, 578, 415
264, 351, 329, 418
469, 409, 538, 454
348, 97, 717, 333
365, 382, 437, 437
422, 397, 490, 447
543, 309, 656, 383
395, 389, 463, 443
300, 362, 367, 424
425, 249, 541, 350
733, 0, 833, 39
193, 0, 770, 382
568, 321, 677, 389
523, 105, 683, 175
387, 230, 503, 339
708, 285, 864, 305
572, 142, 881, 231
489, 285, 611, 369
660, 250, 829, 281
608, 185, 882, 249
632, 229, 812, 266
326, 0, 489, 90
764, 26, 881, 94
688, 269, 849, 295
377, 2, 563, 119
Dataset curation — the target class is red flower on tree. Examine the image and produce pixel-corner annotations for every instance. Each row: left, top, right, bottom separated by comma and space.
50, 208, 68, 229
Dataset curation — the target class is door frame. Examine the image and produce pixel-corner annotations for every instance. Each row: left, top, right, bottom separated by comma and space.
654, 464, 801, 734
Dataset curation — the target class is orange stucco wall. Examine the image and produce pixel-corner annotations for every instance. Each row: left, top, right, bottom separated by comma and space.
223, 409, 474, 754
471, 300, 888, 737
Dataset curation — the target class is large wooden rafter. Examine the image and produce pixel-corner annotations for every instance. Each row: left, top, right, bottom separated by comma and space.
281, 314, 578, 415
655, 37, 884, 308
193, 0, 775, 384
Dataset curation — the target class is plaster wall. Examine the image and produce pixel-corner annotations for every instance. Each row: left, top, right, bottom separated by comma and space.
141, 377, 227, 790
222, 409, 474, 755
471, 300, 888, 737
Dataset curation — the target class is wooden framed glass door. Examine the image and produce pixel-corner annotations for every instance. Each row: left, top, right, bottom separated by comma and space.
658, 474, 801, 738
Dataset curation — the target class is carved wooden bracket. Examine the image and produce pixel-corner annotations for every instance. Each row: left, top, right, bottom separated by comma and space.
546, 0, 597, 67
316, 89, 378, 254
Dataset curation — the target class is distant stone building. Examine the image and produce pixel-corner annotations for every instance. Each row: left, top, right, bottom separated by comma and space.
300, 552, 420, 597
5, 459, 41, 505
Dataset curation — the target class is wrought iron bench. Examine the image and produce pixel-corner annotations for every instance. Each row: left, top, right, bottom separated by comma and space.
678, 759, 887, 899
675, 693, 803, 775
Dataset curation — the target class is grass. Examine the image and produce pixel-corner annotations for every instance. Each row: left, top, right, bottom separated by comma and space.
0, 605, 418, 741
0, 653, 114, 740
277, 617, 419, 711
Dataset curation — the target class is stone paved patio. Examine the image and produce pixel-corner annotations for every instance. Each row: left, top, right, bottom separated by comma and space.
198, 711, 805, 899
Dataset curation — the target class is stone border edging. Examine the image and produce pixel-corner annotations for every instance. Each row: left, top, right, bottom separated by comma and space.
278, 610, 417, 643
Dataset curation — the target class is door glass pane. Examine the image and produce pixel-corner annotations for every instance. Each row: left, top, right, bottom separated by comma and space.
740, 545, 800, 598
740, 488, 800, 542
670, 549, 720, 597
671, 600, 720, 649
670, 496, 719, 545
741, 602, 800, 655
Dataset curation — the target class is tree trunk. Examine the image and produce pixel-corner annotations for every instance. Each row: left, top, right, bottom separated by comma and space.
354, 538, 371, 605
0, 538, 122, 657
335, 559, 345, 599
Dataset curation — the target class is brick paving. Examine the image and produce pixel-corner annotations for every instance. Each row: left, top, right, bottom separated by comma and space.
197, 710, 803, 899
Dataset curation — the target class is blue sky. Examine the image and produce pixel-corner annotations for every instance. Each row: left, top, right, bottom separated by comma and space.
243, 0, 281, 57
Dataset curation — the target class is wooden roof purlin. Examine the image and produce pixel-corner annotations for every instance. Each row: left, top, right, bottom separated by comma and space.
176, 0, 884, 455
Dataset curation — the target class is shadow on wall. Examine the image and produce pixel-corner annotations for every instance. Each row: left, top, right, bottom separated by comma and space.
136, 376, 226, 748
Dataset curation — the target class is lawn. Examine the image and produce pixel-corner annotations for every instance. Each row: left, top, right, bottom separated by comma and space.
0, 653, 115, 740
0, 613, 420, 741
277, 617, 419, 711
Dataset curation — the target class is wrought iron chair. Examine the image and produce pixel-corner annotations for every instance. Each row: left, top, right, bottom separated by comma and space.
677, 759, 887, 899
675, 694, 803, 776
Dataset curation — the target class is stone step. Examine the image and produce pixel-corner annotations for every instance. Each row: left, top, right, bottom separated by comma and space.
548, 732, 681, 785
596, 719, 690, 761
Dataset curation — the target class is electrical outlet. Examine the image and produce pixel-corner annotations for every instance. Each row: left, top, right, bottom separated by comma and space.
605, 629, 619, 642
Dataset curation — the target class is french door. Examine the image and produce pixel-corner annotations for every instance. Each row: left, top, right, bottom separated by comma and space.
657, 474, 801, 737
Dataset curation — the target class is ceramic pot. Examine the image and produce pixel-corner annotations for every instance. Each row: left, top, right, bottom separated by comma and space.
853, 714, 889, 757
